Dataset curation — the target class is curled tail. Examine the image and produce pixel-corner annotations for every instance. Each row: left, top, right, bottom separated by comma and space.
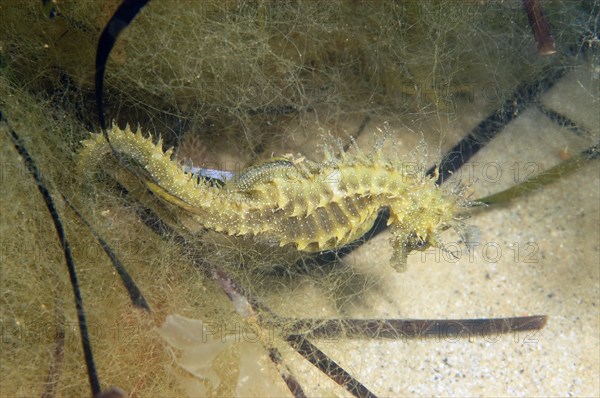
78, 126, 222, 214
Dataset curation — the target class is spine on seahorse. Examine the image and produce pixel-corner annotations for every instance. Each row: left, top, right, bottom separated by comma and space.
78, 126, 236, 223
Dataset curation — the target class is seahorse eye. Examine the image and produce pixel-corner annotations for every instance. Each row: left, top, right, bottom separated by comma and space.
406, 232, 429, 251
414, 237, 429, 250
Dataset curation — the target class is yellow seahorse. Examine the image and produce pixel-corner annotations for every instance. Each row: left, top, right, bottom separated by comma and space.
79, 126, 468, 271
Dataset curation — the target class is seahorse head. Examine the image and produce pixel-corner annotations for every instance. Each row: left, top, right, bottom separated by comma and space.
387, 177, 467, 271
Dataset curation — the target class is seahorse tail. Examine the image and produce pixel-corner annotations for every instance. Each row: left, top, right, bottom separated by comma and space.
78, 126, 221, 212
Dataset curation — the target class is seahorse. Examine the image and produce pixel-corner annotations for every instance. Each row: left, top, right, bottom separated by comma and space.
78, 126, 469, 272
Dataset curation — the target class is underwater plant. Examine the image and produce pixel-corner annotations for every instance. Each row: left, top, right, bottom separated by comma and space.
1, 1, 598, 396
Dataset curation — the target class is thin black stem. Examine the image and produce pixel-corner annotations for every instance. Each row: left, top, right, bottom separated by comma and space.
286, 334, 377, 398
282, 316, 548, 340
95, 0, 150, 133
62, 194, 151, 312
2, 114, 101, 396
